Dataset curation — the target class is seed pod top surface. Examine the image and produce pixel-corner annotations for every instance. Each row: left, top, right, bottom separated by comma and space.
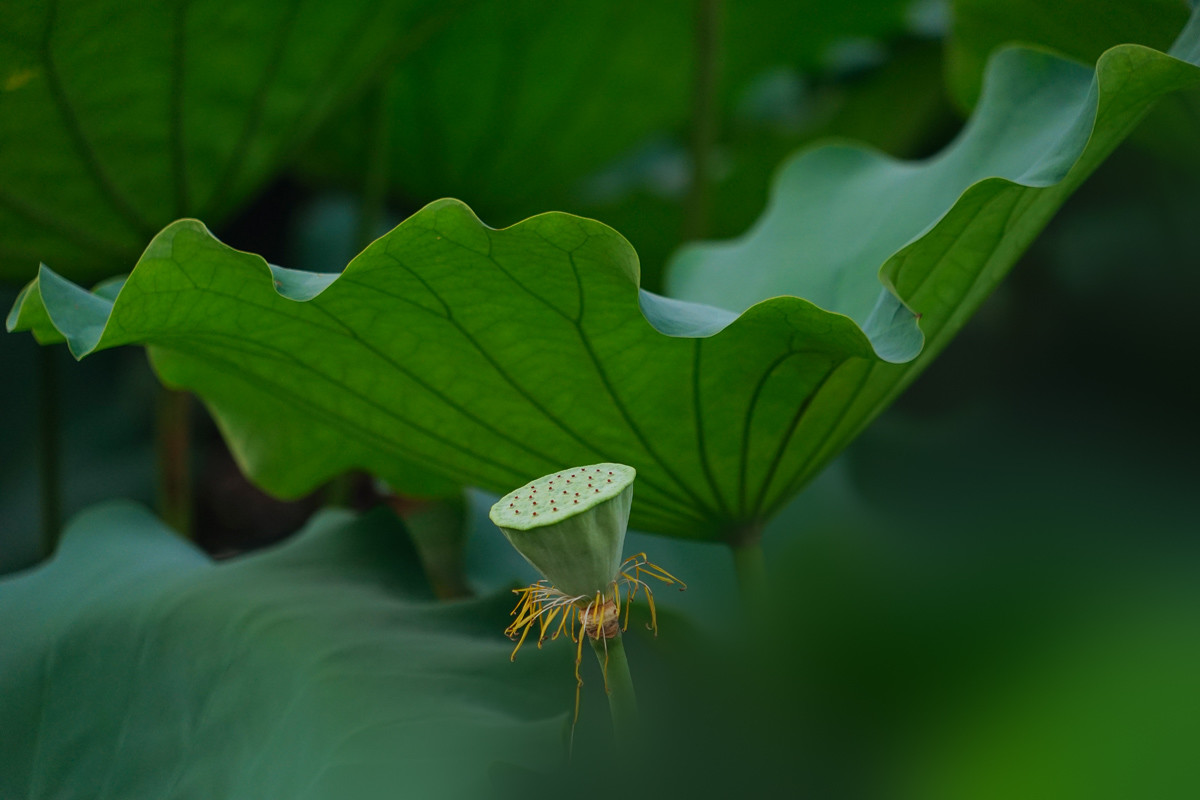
489, 463, 636, 598
490, 463, 635, 530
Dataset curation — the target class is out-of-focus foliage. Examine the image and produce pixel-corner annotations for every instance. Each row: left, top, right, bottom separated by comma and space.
947, 0, 1190, 107
0, 0, 444, 284
0, 502, 571, 798
581, 39, 955, 287
296, 0, 919, 222
947, 0, 1200, 168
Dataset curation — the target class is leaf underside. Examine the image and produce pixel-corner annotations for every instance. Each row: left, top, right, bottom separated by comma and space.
9, 11, 1200, 542
0, 502, 573, 799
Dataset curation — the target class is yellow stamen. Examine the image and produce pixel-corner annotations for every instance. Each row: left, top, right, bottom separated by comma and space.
503, 553, 685, 747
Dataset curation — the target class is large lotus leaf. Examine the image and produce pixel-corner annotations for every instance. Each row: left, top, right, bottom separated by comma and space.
0, 0, 440, 284
7, 207, 875, 541
666, 11, 1200, 499
0, 501, 572, 799
10, 13, 1200, 543
297, 0, 915, 228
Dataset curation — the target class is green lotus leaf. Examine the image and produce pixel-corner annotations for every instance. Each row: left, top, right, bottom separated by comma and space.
0, 0, 442, 284
0, 501, 573, 799
297, 0, 916, 231
946, 0, 1190, 109
9, 11, 1200, 543
944, 0, 1200, 169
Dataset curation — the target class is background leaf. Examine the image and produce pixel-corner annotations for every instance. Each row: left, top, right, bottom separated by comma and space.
945, 0, 1189, 108
945, 0, 1200, 168
295, 0, 919, 228
0, 0, 444, 284
0, 501, 573, 799
10, 14, 1200, 542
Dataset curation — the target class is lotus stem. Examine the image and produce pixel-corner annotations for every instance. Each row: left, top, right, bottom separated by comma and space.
36, 346, 62, 556
589, 631, 638, 744
731, 536, 768, 621
156, 387, 193, 537
684, 0, 723, 240
355, 77, 390, 251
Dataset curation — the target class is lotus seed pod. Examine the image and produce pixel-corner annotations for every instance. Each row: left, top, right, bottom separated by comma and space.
489, 463, 636, 598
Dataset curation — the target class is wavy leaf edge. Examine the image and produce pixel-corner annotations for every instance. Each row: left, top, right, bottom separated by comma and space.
13, 28, 1200, 366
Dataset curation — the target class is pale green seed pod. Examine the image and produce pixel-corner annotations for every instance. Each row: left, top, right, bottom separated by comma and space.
489, 463, 636, 598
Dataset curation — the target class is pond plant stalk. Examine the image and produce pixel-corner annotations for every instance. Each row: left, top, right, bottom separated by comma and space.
589, 629, 638, 743
684, 0, 723, 241
36, 346, 62, 556
156, 387, 193, 537
730, 523, 768, 621
490, 464, 685, 750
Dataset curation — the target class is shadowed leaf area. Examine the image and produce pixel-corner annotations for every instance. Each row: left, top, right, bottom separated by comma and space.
9, 9, 1200, 542
0, 502, 573, 799
0, 0, 445, 284
296, 0, 917, 224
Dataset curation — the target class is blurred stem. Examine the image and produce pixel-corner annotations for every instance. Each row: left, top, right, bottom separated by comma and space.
385, 493, 472, 600
731, 534, 768, 622
156, 388, 193, 537
355, 77, 392, 252
590, 633, 639, 745
684, 0, 723, 241
36, 347, 62, 557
